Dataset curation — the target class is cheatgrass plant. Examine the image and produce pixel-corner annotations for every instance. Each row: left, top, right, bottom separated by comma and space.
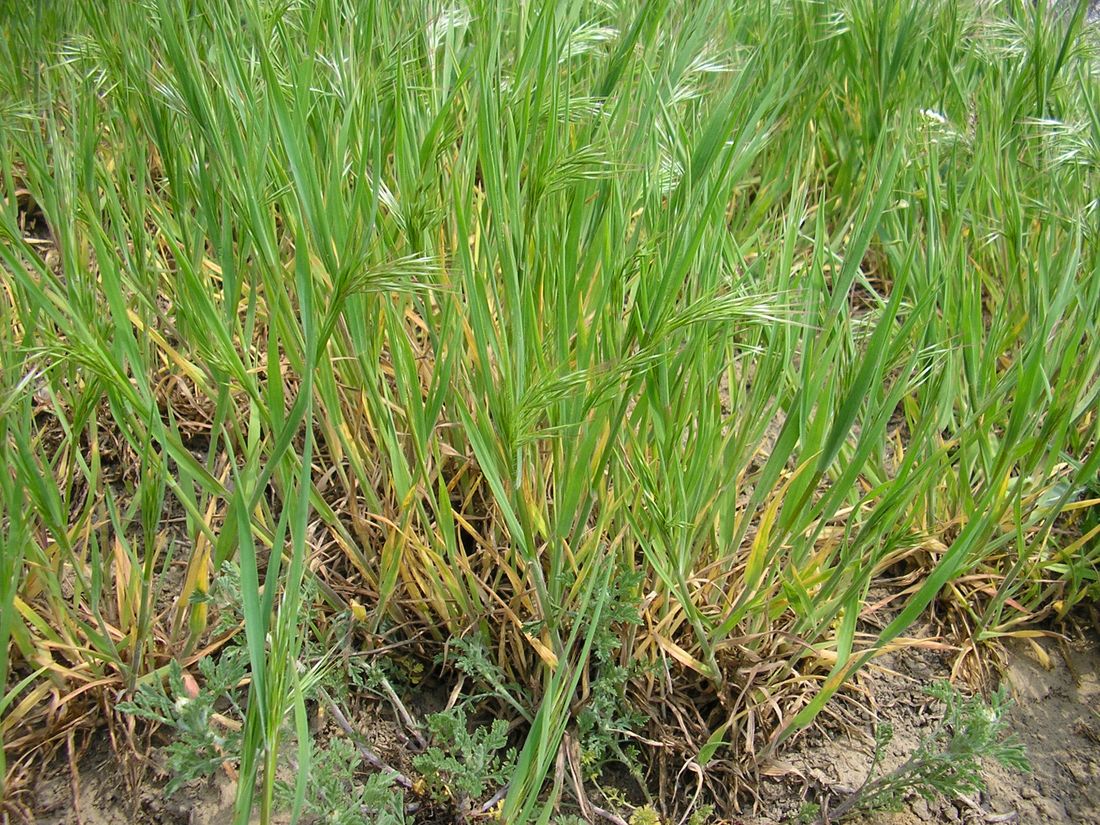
1, 0, 1099, 821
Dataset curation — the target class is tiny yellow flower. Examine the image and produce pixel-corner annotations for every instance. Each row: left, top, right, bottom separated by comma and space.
349, 599, 367, 623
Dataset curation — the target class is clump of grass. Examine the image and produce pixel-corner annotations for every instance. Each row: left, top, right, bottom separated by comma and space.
1, 0, 1098, 822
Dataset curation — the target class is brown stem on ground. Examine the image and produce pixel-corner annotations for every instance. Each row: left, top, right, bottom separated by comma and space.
479, 785, 509, 813
377, 673, 429, 751
589, 805, 630, 825
67, 730, 84, 825
318, 689, 414, 790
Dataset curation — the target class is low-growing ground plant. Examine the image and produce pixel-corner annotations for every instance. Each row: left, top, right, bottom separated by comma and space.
276, 739, 408, 825
412, 707, 516, 809
807, 682, 1029, 824
116, 654, 248, 795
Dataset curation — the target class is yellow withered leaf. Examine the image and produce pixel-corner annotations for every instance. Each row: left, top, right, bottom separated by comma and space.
524, 631, 560, 669
654, 634, 717, 680
1027, 637, 1052, 670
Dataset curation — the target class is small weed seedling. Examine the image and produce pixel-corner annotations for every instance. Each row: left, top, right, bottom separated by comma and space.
412, 705, 516, 809
275, 738, 408, 825
809, 681, 1029, 823
117, 650, 248, 794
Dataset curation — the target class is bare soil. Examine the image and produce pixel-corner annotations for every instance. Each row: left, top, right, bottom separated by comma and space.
14, 630, 1100, 825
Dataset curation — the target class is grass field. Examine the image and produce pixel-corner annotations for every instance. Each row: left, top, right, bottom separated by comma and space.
1, 0, 1099, 822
